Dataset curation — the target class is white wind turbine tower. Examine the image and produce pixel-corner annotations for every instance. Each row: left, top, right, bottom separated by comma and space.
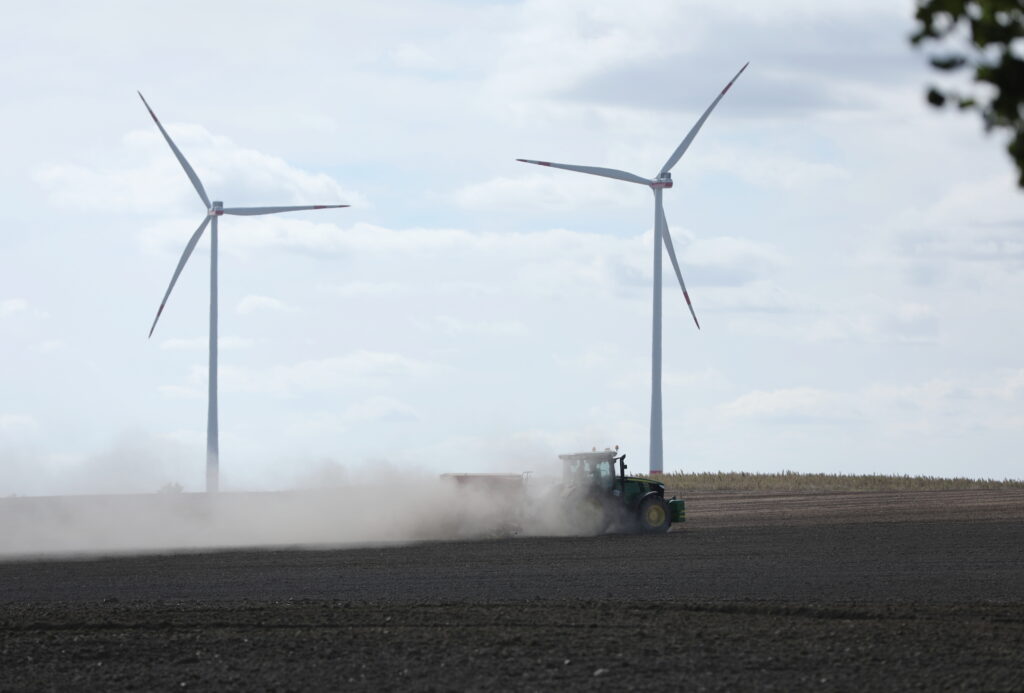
139, 92, 348, 493
518, 63, 748, 475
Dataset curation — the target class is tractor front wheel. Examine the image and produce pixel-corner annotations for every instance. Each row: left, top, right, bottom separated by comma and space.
637, 496, 671, 534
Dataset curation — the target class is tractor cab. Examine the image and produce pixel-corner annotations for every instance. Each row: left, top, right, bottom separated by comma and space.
559, 449, 621, 493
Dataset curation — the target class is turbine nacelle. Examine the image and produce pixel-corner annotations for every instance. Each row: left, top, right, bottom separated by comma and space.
209, 201, 224, 216
650, 173, 673, 189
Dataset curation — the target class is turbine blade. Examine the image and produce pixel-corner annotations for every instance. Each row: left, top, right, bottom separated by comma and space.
516, 159, 651, 186
220, 204, 349, 216
658, 201, 700, 330
660, 62, 749, 175
137, 92, 212, 210
148, 216, 211, 338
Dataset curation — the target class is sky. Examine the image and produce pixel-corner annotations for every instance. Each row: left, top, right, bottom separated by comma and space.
1, 0, 1022, 494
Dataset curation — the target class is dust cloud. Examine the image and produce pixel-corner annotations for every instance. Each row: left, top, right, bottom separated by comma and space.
0, 429, 597, 557
0, 472, 578, 558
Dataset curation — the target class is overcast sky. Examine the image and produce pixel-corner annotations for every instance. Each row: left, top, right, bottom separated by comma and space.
2, 0, 1022, 494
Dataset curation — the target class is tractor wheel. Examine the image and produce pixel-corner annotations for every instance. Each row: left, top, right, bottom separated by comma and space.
637, 496, 671, 534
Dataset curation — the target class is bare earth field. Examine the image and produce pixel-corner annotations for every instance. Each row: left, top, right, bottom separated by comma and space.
1, 489, 1023, 691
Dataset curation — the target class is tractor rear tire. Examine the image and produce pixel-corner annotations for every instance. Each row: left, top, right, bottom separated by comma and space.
637, 496, 671, 534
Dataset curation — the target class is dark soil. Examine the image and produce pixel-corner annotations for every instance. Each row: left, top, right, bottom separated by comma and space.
2, 490, 1022, 691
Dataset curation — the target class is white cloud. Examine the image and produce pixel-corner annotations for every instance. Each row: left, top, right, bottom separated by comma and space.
869, 173, 1024, 287
159, 337, 253, 350
805, 301, 940, 345
721, 294, 943, 345
236, 295, 291, 315
700, 281, 812, 314
680, 234, 788, 287
191, 350, 441, 397
607, 362, 726, 394
455, 173, 641, 211
980, 369, 1024, 401
721, 369, 1024, 436
344, 395, 419, 422
35, 340, 65, 354
566, 342, 622, 370
157, 385, 205, 400
285, 396, 419, 437
721, 387, 851, 421
0, 298, 46, 321
164, 219, 786, 300
425, 315, 528, 337
693, 145, 852, 191
327, 281, 406, 298
0, 414, 39, 435
34, 124, 367, 214
391, 43, 440, 71
0, 299, 29, 318
485, 2, 698, 102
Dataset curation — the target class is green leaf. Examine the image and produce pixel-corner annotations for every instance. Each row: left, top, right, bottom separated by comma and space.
927, 87, 948, 106
930, 54, 968, 69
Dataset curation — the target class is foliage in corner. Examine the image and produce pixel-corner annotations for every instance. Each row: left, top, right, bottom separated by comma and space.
911, 0, 1024, 185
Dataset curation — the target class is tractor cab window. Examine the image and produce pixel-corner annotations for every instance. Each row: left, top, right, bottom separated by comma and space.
593, 461, 614, 490
562, 456, 615, 491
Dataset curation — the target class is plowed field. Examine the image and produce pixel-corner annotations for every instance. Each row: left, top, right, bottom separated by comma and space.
2, 490, 1022, 690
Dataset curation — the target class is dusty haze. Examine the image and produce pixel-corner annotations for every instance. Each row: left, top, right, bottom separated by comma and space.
0, 472, 579, 557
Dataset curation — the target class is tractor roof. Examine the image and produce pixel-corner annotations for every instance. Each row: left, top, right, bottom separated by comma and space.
558, 450, 619, 463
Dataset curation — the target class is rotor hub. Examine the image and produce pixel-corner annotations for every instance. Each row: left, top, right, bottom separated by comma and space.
651, 172, 673, 189
209, 201, 224, 216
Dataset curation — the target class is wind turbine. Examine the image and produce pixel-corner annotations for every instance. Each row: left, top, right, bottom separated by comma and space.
517, 63, 748, 475
139, 92, 348, 493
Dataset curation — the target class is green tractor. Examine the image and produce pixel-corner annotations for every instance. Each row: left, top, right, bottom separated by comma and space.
557, 449, 685, 534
